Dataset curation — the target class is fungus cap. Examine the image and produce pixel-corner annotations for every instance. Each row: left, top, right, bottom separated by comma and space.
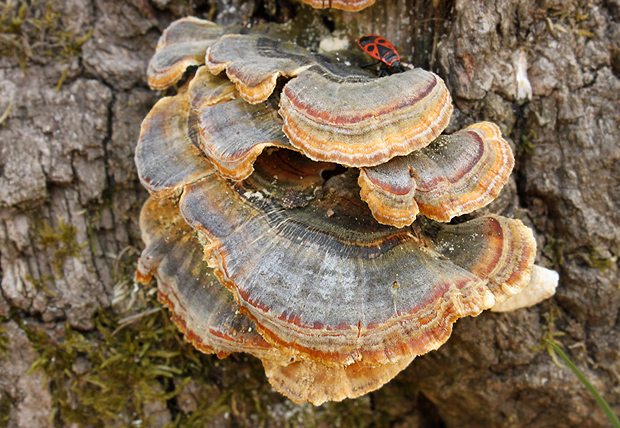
137, 196, 417, 404
280, 67, 453, 167
205, 34, 453, 167
147, 17, 223, 90
179, 150, 536, 368
137, 196, 276, 359
263, 355, 414, 406
135, 89, 212, 199
189, 67, 238, 112
206, 34, 315, 104
196, 96, 293, 181
359, 122, 514, 226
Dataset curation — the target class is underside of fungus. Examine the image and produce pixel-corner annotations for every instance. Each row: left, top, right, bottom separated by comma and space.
134, 17, 559, 405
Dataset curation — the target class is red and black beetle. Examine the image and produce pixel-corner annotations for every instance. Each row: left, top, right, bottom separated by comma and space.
358, 34, 401, 67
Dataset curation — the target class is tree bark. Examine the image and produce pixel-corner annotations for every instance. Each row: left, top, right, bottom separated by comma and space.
0, 0, 618, 426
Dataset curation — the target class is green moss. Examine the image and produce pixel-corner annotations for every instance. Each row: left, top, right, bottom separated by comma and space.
24, 292, 211, 427
35, 217, 86, 275
0, 392, 11, 428
0, 0, 28, 69
24, 274, 56, 296
545, 8, 595, 39
0, 0, 92, 87
583, 247, 617, 271
520, 129, 538, 156
0, 103, 12, 126
534, 303, 566, 367
168, 389, 230, 428
0, 322, 9, 355
543, 235, 565, 269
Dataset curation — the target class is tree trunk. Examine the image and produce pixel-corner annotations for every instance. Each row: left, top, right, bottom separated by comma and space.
0, 0, 618, 426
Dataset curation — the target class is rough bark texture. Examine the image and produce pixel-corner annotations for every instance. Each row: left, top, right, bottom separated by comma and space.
0, 0, 618, 427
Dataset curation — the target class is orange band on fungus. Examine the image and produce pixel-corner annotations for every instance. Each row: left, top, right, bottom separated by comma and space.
147, 17, 223, 90
359, 122, 515, 226
179, 154, 535, 368
280, 69, 453, 167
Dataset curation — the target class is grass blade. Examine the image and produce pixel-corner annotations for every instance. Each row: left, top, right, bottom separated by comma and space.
546, 339, 620, 428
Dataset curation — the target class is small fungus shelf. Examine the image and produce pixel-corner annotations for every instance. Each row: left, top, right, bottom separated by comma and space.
135, 18, 559, 405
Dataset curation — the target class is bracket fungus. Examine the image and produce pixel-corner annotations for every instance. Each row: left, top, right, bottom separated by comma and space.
205, 34, 316, 104
135, 18, 559, 405
359, 121, 515, 226
178, 157, 536, 368
137, 196, 414, 405
195, 92, 293, 181
206, 34, 453, 167
147, 17, 223, 90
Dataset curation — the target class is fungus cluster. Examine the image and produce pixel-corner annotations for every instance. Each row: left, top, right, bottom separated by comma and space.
135, 18, 558, 405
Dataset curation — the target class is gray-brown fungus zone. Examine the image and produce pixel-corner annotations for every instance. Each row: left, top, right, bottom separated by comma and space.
205, 34, 453, 168
147, 17, 224, 90
177, 154, 537, 368
135, 87, 536, 370
145, 26, 511, 227
136, 196, 273, 359
135, 88, 209, 198
359, 122, 515, 227
137, 196, 415, 405
135, 17, 559, 405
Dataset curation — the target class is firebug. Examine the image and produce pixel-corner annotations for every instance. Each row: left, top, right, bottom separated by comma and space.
358, 34, 401, 67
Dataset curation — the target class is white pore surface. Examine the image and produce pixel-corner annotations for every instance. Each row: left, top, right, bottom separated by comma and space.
491, 265, 559, 312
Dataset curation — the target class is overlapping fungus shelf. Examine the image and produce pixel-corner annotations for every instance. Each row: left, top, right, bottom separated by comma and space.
178, 150, 537, 368
359, 122, 515, 227
262, 355, 414, 405
136, 99, 536, 368
147, 17, 223, 90
193, 86, 293, 181
135, 87, 211, 198
205, 34, 316, 104
279, 67, 453, 167
205, 34, 453, 167
189, 67, 237, 111
136, 196, 274, 360
137, 180, 416, 405
134, 17, 559, 405
181, 68, 512, 227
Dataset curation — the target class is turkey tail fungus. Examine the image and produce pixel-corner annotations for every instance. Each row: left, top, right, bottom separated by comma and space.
135, 18, 558, 405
